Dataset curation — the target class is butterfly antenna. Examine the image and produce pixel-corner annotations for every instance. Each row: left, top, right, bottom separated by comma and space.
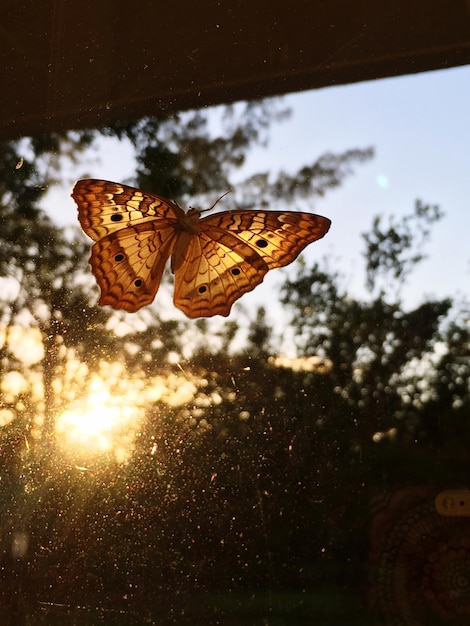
166, 183, 183, 209
200, 189, 233, 214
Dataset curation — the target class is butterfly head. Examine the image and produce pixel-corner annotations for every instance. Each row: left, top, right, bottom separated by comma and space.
177, 207, 202, 234
178, 189, 232, 234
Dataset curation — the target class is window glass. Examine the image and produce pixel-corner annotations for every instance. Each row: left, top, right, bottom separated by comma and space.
1, 16, 470, 625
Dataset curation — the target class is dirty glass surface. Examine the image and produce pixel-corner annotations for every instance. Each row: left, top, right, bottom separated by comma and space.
1, 25, 470, 626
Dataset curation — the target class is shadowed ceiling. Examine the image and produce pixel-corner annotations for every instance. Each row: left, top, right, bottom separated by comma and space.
2, 0, 470, 140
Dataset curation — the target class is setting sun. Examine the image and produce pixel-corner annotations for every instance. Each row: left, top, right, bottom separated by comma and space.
53, 363, 207, 464
55, 381, 144, 463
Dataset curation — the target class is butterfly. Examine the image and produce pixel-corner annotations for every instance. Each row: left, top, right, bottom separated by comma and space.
72, 179, 331, 318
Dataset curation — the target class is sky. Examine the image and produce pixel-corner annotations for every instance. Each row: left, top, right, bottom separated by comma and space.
47, 64, 470, 324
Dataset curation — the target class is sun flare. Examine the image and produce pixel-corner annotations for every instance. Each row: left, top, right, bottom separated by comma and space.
56, 383, 143, 463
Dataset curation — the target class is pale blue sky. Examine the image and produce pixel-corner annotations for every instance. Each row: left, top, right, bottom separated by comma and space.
49, 64, 470, 319
235, 65, 470, 308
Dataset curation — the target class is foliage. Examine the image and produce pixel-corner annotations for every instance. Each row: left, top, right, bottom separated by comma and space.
363, 199, 444, 294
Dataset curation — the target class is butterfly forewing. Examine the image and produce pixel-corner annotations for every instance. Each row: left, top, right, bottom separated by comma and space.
72, 179, 183, 240
201, 210, 331, 267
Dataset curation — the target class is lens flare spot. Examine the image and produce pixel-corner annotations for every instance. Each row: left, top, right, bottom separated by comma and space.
376, 174, 389, 189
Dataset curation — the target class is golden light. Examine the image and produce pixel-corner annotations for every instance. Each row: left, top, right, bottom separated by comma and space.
56, 380, 144, 463
54, 364, 207, 464
0, 325, 43, 366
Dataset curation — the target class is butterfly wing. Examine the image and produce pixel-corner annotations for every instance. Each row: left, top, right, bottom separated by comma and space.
86, 222, 177, 312
173, 209, 331, 318
72, 179, 182, 312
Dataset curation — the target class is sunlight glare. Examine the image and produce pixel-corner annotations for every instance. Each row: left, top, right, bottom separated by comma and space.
56, 383, 143, 463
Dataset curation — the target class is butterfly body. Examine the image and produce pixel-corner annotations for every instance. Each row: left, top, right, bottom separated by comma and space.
72, 179, 331, 318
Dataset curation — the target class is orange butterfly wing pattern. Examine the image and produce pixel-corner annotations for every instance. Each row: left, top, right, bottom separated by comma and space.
72, 179, 331, 318
173, 211, 331, 317
72, 179, 182, 312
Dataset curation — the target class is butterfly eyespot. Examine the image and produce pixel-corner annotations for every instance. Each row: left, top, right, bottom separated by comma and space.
231, 268, 241, 276
255, 239, 268, 248
114, 253, 125, 262
111, 214, 123, 222
198, 286, 207, 294
134, 279, 144, 288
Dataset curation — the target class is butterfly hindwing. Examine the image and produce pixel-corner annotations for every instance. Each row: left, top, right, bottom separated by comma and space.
173, 229, 271, 318
89, 222, 177, 312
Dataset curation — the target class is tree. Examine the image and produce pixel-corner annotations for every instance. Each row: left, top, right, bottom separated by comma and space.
281, 200, 460, 448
